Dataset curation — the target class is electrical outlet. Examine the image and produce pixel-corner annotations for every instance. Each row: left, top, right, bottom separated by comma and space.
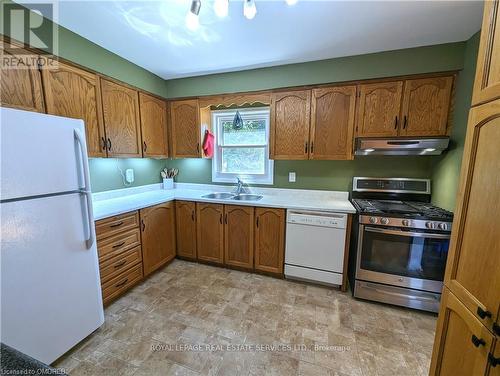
289, 172, 296, 183
125, 169, 134, 183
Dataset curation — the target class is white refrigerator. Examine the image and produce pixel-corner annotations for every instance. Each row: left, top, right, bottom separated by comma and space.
0, 107, 104, 364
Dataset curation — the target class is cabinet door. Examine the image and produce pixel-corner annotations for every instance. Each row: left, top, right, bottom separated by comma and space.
444, 99, 500, 332
310, 86, 356, 160
139, 92, 168, 158
400, 76, 453, 136
140, 202, 176, 276
0, 47, 44, 112
170, 99, 200, 158
254, 208, 285, 274
430, 288, 494, 376
356, 81, 403, 137
175, 201, 197, 260
224, 205, 254, 269
472, 0, 500, 106
270, 90, 311, 160
196, 203, 224, 264
42, 61, 106, 157
101, 79, 142, 157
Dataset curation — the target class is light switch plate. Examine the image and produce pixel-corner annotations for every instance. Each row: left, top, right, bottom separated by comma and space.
289, 172, 296, 183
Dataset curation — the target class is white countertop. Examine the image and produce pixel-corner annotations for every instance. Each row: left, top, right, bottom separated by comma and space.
92, 183, 356, 220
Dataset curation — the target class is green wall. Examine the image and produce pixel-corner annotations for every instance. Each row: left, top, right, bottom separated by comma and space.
431, 33, 480, 211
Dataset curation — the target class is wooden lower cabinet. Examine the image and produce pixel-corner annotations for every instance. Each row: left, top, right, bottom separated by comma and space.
254, 208, 285, 274
175, 201, 197, 260
224, 205, 254, 269
140, 202, 176, 276
196, 203, 224, 264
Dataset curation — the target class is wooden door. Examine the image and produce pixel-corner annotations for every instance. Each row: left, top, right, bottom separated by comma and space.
0, 45, 44, 112
443, 99, 500, 332
224, 205, 254, 269
472, 0, 500, 105
430, 288, 495, 375
175, 201, 197, 260
101, 79, 142, 157
42, 61, 106, 157
139, 92, 168, 158
400, 76, 454, 136
196, 203, 224, 264
170, 99, 200, 158
310, 86, 356, 160
270, 90, 311, 159
254, 208, 285, 274
140, 202, 176, 276
356, 81, 403, 137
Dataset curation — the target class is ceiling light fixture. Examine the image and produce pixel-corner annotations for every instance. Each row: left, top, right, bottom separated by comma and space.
186, 0, 201, 31
285, 0, 298, 5
214, 0, 229, 18
243, 0, 257, 19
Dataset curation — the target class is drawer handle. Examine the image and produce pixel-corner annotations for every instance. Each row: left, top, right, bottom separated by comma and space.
493, 322, 500, 336
112, 241, 126, 249
477, 306, 492, 319
113, 260, 127, 269
489, 353, 500, 368
471, 335, 485, 348
109, 221, 124, 228
115, 278, 128, 288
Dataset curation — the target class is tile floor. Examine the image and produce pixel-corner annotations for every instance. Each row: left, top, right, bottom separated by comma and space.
55, 260, 437, 376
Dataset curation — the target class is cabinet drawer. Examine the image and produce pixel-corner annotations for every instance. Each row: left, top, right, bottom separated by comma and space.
96, 211, 139, 240
100, 245, 142, 284
97, 227, 141, 262
102, 263, 143, 305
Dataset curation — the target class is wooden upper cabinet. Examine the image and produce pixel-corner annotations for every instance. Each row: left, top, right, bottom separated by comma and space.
140, 202, 176, 276
101, 79, 142, 157
444, 99, 500, 332
170, 99, 200, 158
310, 86, 356, 160
400, 76, 453, 136
254, 208, 285, 274
196, 203, 224, 264
175, 201, 197, 260
356, 81, 403, 137
472, 0, 500, 106
139, 92, 168, 158
224, 205, 254, 270
0, 47, 44, 113
41, 61, 106, 157
271, 90, 311, 159
430, 288, 495, 376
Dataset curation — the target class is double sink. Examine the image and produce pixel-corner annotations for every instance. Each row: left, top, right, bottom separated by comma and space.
201, 192, 263, 201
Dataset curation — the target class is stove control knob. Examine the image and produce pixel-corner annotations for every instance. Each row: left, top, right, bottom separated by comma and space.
369, 217, 378, 224
438, 223, 448, 231
402, 219, 410, 227
380, 217, 389, 225
426, 222, 435, 229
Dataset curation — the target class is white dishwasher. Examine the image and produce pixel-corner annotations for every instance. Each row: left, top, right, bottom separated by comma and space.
285, 210, 347, 287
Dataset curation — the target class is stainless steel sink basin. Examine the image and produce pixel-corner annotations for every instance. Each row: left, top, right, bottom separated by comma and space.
202, 192, 235, 199
231, 194, 263, 201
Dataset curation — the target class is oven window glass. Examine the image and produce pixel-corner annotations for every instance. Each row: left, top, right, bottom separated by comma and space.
360, 227, 449, 281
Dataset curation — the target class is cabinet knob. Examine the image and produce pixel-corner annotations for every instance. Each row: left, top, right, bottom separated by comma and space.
107, 138, 112, 151
493, 322, 500, 336
191, 210, 195, 221
394, 116, 399, 129
489, 353, 500, 368
471, 335, 485, 348
141, 219, 145, 232
143, 141, 147, 152
101, 137, 106, 150
304, 142, 308, 154
403, 115, 408, 129
477, 306, 492, 319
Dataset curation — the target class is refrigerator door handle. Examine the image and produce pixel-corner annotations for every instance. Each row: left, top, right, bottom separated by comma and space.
74, 129, 95, 249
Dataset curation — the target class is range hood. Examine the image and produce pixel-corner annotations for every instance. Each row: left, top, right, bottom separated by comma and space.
355, 137, 449, 156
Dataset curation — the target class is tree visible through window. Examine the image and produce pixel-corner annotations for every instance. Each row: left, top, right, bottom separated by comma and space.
212, 108, 273, 184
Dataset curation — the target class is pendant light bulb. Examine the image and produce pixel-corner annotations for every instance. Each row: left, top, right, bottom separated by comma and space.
186, 0, 201, 31
286, 0, 298, 5
214, 0, 229, 18
243, 0, 257, 19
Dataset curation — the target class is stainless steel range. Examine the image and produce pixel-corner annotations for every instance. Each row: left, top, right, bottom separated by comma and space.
348, 177, 453, 313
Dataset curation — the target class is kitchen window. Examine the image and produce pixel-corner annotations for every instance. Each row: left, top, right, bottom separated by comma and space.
212, 107, 273, 184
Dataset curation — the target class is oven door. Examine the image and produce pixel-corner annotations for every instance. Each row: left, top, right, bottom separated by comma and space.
356, 225, 450, 293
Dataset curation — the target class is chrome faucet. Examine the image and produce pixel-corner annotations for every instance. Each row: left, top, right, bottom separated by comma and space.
234, 178, 246, 195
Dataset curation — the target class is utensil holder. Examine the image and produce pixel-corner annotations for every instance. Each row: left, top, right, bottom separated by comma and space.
162, 178, 174, 190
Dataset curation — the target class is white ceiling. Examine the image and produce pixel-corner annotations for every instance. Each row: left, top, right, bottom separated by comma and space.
45, 0, 483, 79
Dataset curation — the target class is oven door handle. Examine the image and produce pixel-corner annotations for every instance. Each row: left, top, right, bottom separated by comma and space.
365, 226, 450, 239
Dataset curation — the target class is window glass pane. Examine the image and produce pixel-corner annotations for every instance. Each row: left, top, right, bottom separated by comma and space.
221, 147, 266, 174
221, 118, 267, 146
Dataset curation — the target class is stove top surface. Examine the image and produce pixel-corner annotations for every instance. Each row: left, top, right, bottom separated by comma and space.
352, 199, 453, 221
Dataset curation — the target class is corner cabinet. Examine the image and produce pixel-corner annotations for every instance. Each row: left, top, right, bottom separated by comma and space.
140, 202, 176, 276
41, 60, 107, 157
170, 99, 201, 158
139, 92, 168, 158
224, 205, 254, 270
254, 208, 285, 275
175, 201, 197, 260
196, 203, 224, 264
101, 79, 142, 157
